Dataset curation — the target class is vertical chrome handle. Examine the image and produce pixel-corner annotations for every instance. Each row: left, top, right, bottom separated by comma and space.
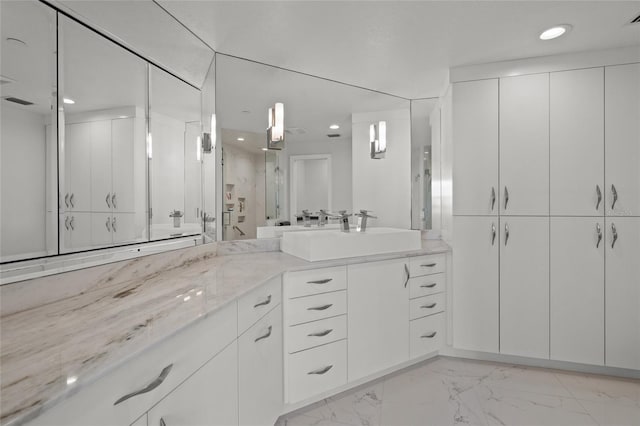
64, 216, 70, 230
160, 418, 166, 426
504, 223, 509, 246
106, 193, 111, 208
491, 223, 496, 246
491, 187, 496, 211
64, 193, 70, 208
596, 185, 602, 211
404, 264, 410, 288
596, 223, 602, 248
106, 217, 111, 232
112, 193, 117, 209
254, 325, 272, 343
69, 216, 75, 231
611, 185, 618, 210
611, 223, 618, 248
69, 193, 75, 208
111, 216, 117, 232
504, 186, 509, 210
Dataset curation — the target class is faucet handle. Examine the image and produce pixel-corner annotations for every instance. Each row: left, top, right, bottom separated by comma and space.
357, 210, 377, 219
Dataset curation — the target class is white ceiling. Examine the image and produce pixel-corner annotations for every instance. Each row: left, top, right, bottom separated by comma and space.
159, 0, 640, 98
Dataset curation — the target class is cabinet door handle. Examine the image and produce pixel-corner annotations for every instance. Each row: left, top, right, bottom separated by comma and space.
421, 263, 437, 268
611, 184, 618, 210
421, 332, 437, 339
64, 193, 70, 208
69, 193, 75, 208
307, 278, 332, 284
504, 223, 509, 246
253, 294, 271, 308
307, 304, 333, 311
420, 283, 437, 288
112, 193, 117, 209
307, 329, 333, 337
111, 216, 117, 233
114, 364, 173, 405
106, 193, 111, 208
69, 216, 75, 231
504, 186, 509, 210
308, 365, 333, 375
254, 325, 272, 343
64, 216, 70, 230
596, 223, 602, 248
611, 223, 618, 249
106, 217, 111, 232
491, 223, 496, 246
596, 185, 602, 211
160, 418, 166, 426
491, 187, 496, 211
404, 264, 410, 288
421, 303, 437, 309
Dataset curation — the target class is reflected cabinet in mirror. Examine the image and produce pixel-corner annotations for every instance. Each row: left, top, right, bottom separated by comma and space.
215, 54, 411, 241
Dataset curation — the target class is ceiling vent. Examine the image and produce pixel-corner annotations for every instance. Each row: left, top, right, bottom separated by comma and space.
327, 133, 341, 138
630, 13, 640, 24
3, 96, 33, 106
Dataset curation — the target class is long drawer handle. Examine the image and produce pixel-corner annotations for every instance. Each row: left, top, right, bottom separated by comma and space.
308, 365, 333, 375
307, 304, 333, 311
596, 185, 602, 211
420, 283, 437, 288
308, 329, 333, 337
114, 364, 173, 405
421, 332, 437, 338
253, 294, 272, 308
421, 263, 437, 268
254, 325, 272, 343
404, 264, 410, 288
421, 303, 437, 309
307, 278, 332, 284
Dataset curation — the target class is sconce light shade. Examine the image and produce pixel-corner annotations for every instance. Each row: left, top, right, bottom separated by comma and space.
267, 102, 284, 150
210, 113, 217, 149
202, 133, 212, 154
370, 120, 387, 159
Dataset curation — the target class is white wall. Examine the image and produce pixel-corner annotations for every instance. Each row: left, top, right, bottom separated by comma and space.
294, 158, 330, 213
0, 104, 47, 258
352, 109, 412, 229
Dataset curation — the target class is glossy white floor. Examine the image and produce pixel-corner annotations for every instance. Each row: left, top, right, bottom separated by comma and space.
277, 357, 640, 426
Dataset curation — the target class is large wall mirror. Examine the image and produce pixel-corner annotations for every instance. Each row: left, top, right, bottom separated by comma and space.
216, 54, 410, 240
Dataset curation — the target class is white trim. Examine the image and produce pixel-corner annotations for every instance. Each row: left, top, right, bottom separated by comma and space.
289, 154, 333, 222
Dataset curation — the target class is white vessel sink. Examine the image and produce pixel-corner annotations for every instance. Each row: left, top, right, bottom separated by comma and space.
256, 224, 340, 239
281, 227, 421, 261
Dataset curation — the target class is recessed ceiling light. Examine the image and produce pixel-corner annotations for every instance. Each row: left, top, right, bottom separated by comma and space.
237, 137, 245, 141
262, 148, 268, 151
329, 124, 340, 130
63, 98, 75, 104
539, 24, 572, 41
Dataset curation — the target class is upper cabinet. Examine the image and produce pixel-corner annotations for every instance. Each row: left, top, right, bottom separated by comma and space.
452, 79, 499, 216
550, 68, 605, 216
605, 63, 640, 217
499, 74, 550, 216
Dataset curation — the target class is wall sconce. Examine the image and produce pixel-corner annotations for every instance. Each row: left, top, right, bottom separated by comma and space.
196, 136, 202, 162
267, 102, 284, 150
369, 121, 387, 159
202, 133, 212, 154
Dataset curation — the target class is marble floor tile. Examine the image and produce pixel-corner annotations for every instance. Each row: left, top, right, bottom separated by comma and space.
554, 371, 640, 407
300, 383, 384, 426
482, 365, 574, 398
578, 399, 640, 426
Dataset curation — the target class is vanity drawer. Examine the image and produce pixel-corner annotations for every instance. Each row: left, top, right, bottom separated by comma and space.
409, 292, 445, 320
409, 273, 445, 299
410, 312, 445, 359
287, 315, 347, 354
287, 339, 347, 403
284, 266, 347, 299
409, 254, 446, 277
286, 290, 347, 326
238, 275, 282, 334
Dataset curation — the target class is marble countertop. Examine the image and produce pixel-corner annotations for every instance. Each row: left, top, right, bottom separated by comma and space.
0, 240, 450, 425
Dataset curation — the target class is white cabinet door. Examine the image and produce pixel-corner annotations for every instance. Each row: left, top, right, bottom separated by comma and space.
147, 342, 238, 426
91, 212, 113, 247
112, 118, 136, 213
550, 68, 604, 216
239, 305, 282, 426
65, 122, 92, 212
605, 217, 640, 370
91, 120, 112, 213
500, 73, 549, 216
112, 213, 141, 244
68, 212, 92, 251
605, 63, 640, 217
452, 79, 499, 216
550, 217, 604, 365
500, 217, 549, 359
347, 259, 409, 382
452, 216, 499, 353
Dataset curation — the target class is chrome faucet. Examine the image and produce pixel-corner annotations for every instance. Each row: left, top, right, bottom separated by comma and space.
355, 210, 377, 232
318, 209, 331, 227
337, 210, 352, 233
300, 209, 312, 227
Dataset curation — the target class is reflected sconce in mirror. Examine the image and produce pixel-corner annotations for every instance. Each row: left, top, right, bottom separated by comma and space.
196, 136, 202, 161
202, 133, 212, 154
267, 102, 284, 150
369, 121, 387, 159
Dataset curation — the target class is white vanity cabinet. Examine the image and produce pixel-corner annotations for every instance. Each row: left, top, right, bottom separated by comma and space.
347, 259, 409, 382
64, 122, 92, 212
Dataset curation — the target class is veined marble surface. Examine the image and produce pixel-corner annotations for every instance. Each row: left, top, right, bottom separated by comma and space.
0, 239, 450, 425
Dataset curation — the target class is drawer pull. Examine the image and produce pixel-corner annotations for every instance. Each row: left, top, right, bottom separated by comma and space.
307, 329, 333, 337
404, 264, 410, 288
307, 304, 333, 311
421, 332, 437, 338
308, 365, 333, 375
421, 263, 437, 268
420, 283, 437, 288
114, 364, 173, 405
160, 418, 166, 426
254, 325, 273, 343
421, 303, 437, 309
253, 295, 272, 308
307, 278, 333, 284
